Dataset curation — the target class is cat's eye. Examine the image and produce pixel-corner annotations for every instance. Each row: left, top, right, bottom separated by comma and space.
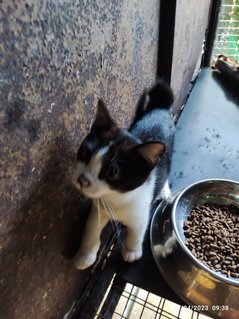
77, 146, 91, 164
106, 163, 119, 181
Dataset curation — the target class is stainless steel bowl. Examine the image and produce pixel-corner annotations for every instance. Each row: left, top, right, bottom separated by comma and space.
151, 179, 239, 319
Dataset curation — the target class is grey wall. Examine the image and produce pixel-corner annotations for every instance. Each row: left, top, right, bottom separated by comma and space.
0, 1, 159, 318
171, 0, 212, 112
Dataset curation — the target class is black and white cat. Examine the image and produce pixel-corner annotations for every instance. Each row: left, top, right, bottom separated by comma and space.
72, 80, 175, 270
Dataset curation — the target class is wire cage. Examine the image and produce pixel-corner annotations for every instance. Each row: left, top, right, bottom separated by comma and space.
94, 276, 212, 319
212, 0, 239, 62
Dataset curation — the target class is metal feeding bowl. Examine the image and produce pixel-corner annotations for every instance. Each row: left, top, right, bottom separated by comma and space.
150, 179, 239, 319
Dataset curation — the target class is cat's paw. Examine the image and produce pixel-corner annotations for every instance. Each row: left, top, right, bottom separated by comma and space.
74, 251, 97, 270
154, 235, 176, 258
154, 244, 171, 258
122, 247, 142, 263
157, 180, 172, 201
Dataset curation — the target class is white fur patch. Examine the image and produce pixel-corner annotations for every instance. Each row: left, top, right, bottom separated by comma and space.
102, 171, 157, 263
73, 153, 159, 267
157, 179, 171, 201
72, 147, 110, 198
154, 234, 176, 258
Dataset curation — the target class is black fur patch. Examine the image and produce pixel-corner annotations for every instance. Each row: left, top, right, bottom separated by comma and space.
76, 81, 175, 196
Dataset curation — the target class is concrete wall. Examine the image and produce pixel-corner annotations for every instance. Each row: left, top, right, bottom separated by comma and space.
171, 0, 212, 112
0, 1, 159, 318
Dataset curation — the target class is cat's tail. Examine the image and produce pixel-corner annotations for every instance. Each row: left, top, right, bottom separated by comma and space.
131, 79, 174, 126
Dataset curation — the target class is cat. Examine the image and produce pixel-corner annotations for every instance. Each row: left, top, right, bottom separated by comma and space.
72, 80, 175, 270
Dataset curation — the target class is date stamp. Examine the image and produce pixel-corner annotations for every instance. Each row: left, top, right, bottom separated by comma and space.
183, 304, 230, 312
183, 305, 209, 311
211, 305, 230, 311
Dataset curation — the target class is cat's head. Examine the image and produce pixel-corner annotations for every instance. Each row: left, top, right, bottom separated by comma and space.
72, 100, 165, 198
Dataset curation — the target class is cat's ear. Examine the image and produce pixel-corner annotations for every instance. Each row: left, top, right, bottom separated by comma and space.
93, 99, 117, 132
136, 142, 165, 166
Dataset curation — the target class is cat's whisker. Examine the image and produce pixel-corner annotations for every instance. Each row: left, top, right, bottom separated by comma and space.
100, 198, 119, 237
102, 199, 121, 239
96, 198, 101, 229
92, 198, 96, 212
93, 198, 100, 229
104, 200, 117, 222
101, 198, 114, 223
100, 198, 115, 229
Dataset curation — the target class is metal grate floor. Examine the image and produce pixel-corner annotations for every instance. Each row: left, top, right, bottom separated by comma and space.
95, 279, 212, 319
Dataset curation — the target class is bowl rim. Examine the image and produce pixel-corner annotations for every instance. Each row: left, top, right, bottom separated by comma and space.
172, 178, 239, 286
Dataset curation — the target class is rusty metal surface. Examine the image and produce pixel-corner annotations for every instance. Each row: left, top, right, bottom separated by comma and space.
0, 0, 159, 318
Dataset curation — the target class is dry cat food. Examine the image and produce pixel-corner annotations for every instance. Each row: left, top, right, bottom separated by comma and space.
183, 203, 239, 279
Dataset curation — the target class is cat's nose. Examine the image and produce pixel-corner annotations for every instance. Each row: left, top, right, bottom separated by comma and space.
77, 174, 91, 188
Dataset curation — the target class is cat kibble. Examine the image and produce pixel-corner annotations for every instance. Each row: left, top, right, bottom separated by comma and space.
183, 204, 239, 279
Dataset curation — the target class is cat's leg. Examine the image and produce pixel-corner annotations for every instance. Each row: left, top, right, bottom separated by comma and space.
74, 209, 108, 270
122, 222, 148, 263
157, 179, 171, 201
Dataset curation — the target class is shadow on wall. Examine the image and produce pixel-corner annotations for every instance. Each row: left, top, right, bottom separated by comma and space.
0, 136, 92, 318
